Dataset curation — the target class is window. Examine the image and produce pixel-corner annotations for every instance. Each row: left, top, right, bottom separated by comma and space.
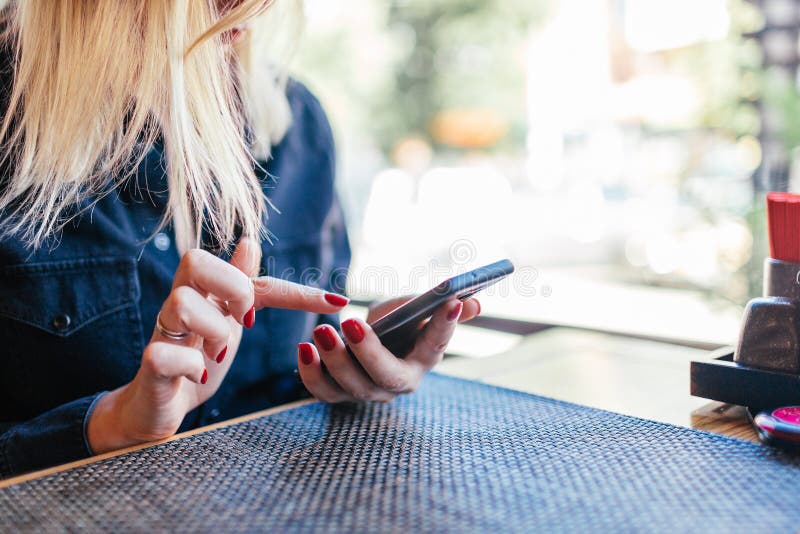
293, 0, 791, 347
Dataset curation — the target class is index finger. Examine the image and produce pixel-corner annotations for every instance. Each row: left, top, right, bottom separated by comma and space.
252, 276, 349, 314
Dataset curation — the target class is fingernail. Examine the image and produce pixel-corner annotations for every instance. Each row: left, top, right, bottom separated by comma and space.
341, 318, 365, 344
201, 369, 208, 384
314, 324, 337, 351
447, 301, 463, 322
216, 346, 227, 364
475, 300, 481, 315
244, 306, 255, 328
324, 292, 349, 307
298, 342, 315, 365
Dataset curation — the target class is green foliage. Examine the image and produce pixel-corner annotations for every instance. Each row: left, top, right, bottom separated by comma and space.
688, 0, 763, 137
294, 0, 546, 155
762, 68, 800, 151
377, 0, 546, 152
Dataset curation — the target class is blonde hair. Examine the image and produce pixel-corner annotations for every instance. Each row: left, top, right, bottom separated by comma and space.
0, 0, 302, 253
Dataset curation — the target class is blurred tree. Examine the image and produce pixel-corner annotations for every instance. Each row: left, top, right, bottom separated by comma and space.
294, 0, 545, 157
374, 0, 546, 154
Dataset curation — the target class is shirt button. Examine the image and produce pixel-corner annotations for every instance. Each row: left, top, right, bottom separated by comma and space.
209, 408, 221, 419
154, 232, 171, 251
52, 313, 71, 331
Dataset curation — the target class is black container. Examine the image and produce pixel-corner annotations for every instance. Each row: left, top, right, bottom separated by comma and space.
691, 258, 800, 409
691, 349, 800, 413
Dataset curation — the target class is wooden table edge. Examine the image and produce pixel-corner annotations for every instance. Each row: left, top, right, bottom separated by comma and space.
0, 397, 316, 489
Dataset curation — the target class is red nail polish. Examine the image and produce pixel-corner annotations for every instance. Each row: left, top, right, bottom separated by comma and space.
244, 306, 255, 328
314, 325, 337, 351
201, 369, 208, 384
447, 301, 463, 322
324, 292, 349, 307
341, 318, 365, 344
298, 342, 315, 365
216, 346, 227, 364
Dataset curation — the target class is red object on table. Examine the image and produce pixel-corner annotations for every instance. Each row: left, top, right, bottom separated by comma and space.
767, 192, 800, 262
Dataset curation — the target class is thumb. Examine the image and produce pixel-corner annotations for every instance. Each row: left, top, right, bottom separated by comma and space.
229, 235, 261, 278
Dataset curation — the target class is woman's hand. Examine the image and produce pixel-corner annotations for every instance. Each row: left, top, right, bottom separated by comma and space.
298, 296, 480, 403
87, 237, 348, 454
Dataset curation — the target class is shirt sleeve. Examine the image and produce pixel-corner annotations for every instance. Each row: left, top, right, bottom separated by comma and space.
0, 392, 107, 479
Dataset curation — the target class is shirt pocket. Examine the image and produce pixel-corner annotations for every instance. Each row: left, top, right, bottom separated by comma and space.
0, 256, 144, 416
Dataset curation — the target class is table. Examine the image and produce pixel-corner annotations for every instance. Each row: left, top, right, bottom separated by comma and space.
0, 399, 313, 490
441, 325, 757, 441
3, 372, 800, 532
1, 326, 756, 491
4, 325, 791, 532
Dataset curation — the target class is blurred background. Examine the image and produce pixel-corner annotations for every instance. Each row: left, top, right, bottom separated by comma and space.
291, 0, 800, 349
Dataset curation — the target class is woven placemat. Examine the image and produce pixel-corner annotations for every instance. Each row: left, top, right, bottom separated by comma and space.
1, 373, 799, 533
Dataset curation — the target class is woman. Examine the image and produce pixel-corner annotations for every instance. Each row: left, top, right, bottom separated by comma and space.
0, 0, 479, 478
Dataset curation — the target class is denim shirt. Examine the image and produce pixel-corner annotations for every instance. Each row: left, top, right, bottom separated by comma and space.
0, 79, 351, 478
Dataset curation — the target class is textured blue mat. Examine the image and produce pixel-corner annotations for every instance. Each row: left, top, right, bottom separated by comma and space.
1, 373, 800, 533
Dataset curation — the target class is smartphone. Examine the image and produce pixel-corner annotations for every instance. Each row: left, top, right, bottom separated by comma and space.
366, 259, 515, 357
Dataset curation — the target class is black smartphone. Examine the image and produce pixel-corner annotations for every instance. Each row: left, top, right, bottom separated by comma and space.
367, 259, 515, 357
